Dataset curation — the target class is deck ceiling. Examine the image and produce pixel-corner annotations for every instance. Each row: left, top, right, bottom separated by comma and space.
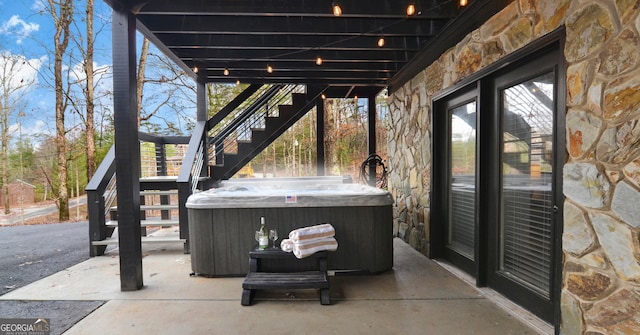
107, 0, 481, 97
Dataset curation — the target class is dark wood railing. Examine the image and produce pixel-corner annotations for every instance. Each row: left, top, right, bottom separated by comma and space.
86, 146, 116, 256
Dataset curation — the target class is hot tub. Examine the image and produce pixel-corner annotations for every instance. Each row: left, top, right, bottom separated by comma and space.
186, 179, 393, 276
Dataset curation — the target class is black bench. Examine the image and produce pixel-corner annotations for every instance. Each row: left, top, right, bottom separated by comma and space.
241, 249, 330, 306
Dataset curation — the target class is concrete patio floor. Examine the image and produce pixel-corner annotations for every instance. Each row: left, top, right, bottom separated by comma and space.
1, 237, 552, 334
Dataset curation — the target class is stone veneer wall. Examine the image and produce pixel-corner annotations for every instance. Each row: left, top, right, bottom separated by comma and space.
387, 0, 640, 333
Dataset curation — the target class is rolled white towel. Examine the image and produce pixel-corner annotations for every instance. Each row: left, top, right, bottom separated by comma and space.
288, 223, 335, 243
280, 238, 294, 253
293, 237, 338, 259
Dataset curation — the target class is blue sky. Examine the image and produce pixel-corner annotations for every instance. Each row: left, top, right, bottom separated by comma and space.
0, 0, 196, 143
0, 0, 116, 138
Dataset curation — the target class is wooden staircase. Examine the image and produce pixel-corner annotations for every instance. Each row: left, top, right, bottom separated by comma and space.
87, 84, 324, 256
90, 177, 186, 254
210, 91, 318, 180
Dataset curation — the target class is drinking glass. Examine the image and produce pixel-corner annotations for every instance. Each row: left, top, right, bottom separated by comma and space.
269, 229, 278, 249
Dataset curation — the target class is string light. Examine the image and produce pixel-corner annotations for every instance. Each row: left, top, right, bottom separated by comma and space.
321, 93, 326, 100
236, 79, 240, 85
406, 3, 416, 16
459, 0, 468, 6
193, 66, 198, 73
223, 2, 457, 76
332, 2, 342, 16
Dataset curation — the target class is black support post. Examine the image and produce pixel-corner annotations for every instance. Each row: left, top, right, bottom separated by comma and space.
112, 8, 143, 291
197, 76, 207, 122
156, 141, 170, 220
197, 76, 208, 176
316, 98, 325, 176
87, 190, 107, 256
367, 95, 377, 186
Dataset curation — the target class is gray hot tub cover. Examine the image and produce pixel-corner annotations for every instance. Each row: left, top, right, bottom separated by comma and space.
186, 183, 393, 208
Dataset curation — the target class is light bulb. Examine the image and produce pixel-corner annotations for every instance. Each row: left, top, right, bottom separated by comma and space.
406, 4, 416, 16
377, 37, 385, 48
460, 0, 468, 6
223, 68, 229, 76
316, 56, 323, 65
193, 66, 198, 73
267, 64, 273, 73
332, 3, 342, 16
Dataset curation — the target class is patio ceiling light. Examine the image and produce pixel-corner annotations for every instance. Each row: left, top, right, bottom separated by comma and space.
209, 1, 456, 83
332, 2, 342, 16
406, 3, 416, 16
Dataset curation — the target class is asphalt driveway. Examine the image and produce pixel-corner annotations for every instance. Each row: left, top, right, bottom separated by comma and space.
0, 221, 104, 335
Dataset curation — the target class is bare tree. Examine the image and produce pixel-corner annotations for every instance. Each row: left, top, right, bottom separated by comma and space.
137, 40, 197, 134
136, 37, 150, 126
83, 0, 96, 180
324, 99, 339, 175
48, 0, 74, 221
62, 0, 111, 184
0, 52, 37, 214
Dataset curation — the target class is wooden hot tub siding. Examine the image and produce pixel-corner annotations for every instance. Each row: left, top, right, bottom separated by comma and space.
188, 205, 393, 276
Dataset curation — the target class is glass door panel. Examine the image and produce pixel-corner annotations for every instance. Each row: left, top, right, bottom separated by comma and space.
500, 72, 554, 297
448, 101, 477, 260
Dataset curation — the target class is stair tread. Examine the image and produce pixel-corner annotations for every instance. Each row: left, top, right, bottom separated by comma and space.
91, 235, 186, 246
140, 190, 178, 196
243, 271, 328, 290
106, 219, 179, 227
141, 204, 179, 210
140, 176, 178, 182
111, 204, 178, 210
139, 176, 179, 191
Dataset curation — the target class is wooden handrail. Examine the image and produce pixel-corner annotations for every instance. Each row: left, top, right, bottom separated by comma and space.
86, 146, 115, 193
209, 84, 288, 148
177, 121, 207, 184
206, 84, 263, 130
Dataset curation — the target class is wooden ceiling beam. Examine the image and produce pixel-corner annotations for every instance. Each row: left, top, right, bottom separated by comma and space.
138, 0, 459, 19
139, 15, 449, 36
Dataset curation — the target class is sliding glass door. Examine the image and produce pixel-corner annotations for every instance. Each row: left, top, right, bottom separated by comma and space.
448, 101, 477, 261
499, 72, 555, 298
486, 47, 562, 322
433, 41, 564, 323
433, 87, 478, 276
